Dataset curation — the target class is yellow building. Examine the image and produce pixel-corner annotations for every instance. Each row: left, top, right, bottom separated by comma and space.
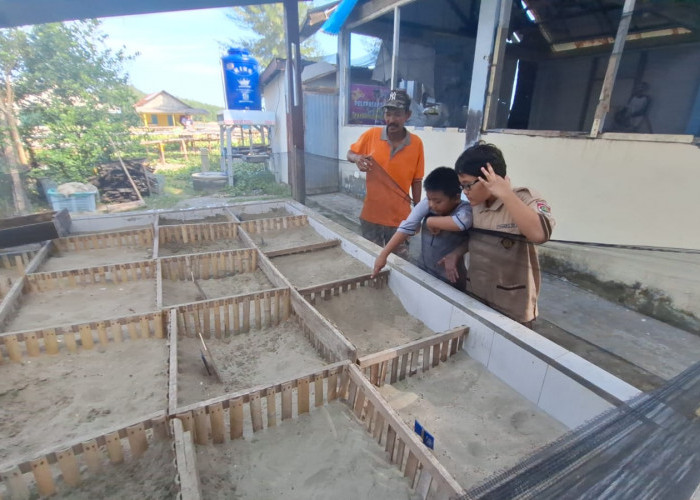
134, 90, 207, 128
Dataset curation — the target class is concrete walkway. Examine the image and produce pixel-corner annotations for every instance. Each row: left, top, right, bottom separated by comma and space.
307, 192, 700, 391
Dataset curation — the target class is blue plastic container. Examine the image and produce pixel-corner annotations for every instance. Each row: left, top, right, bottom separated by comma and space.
46, 189, 97, 213
222, 48, 261, 110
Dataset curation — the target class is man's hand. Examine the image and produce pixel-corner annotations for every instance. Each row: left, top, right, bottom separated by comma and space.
480, 163, 512, 200
357, 155, 376, 173
437, 252, 460, 283
371, 253, 388, 278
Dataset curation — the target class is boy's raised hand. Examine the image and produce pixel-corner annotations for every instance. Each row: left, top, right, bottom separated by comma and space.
480, 163, 512, 200
371, 254, 387, 278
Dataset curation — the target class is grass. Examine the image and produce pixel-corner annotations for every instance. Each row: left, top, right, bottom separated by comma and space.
142, 160, 291, 211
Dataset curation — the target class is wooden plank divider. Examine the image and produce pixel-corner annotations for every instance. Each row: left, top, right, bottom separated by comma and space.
209, 403, 225, 442
264, 239, 341, 258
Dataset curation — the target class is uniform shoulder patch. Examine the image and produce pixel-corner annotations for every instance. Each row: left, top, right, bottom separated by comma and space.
536, 201, 551, 214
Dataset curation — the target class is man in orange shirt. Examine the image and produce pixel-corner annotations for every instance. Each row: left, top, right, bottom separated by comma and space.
347, 89, 424, 258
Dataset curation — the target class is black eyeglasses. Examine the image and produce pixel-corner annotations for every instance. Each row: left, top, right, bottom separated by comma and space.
462, 179, 480, 191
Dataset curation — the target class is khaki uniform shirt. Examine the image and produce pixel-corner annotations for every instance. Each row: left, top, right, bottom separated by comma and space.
466, 187, 555, 323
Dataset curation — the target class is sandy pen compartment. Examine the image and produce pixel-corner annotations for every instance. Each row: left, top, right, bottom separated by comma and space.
228, 201, 291, 221
38, 228, 154, 273
238, 214, 330, 253
159, 248, 275, 307
356, 327, 469, 388
168, 284, 356, 411
173, 362, 464, 500
0, 413, 180, 500
0, 247, 39, 301
0, 260, 157, 333
158, 221, 249, 256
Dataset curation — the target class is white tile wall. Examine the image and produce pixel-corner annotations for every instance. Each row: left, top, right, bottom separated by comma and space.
487, 333, 549, 405
538, 366, 615, 428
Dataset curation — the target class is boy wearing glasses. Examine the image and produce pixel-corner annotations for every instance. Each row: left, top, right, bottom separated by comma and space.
347, 89, 424, 258
450, 142, 555, 327
371, 167, 472, 289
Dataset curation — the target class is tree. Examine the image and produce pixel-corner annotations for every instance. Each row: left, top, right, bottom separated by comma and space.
0, 19, 139, 206
17, 21, 140, 183
226, 4, 321, 68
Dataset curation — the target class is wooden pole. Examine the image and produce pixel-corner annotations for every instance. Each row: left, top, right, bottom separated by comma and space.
108, 136, 145, 205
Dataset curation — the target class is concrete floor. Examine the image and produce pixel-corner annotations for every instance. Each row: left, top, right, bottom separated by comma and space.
307, 192, 700, 392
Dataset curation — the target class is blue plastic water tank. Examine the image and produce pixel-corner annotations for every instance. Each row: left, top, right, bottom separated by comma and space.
222, 48, 261, 110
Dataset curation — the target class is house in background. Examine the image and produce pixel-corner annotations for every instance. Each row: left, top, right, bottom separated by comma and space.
134, 90, 208, 128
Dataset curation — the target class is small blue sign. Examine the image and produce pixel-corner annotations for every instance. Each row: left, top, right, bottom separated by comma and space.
414, 419, 424, 437
423, 430, 435, 450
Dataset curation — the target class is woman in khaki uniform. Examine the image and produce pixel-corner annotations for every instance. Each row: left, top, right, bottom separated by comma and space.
446, 142, 555, 327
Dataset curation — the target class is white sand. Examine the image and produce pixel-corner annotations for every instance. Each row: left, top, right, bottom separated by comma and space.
271, 246, 370, 288
378, 352, 567, 489
177, 318, 328, 407
251, 225, 327, 253
236, 207, 290, 221
40, 246, 152, 272
313, 287, 434, 356
4, 280, 157, 332
0, 339, 168, 465
162, 270, 274, 306
196, 401, 418, 500
50, 440, 177, 499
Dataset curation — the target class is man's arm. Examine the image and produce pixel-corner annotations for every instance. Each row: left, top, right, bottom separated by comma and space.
347, 150, 373, 172
411, 179, 422, 205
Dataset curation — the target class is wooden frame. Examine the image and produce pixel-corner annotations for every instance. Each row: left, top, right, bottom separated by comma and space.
357, 327, 469, 387
158, 222, 241, 249
0, 311, 165, 363
23, 260, 157, 292
160, 248, 258, 281
51, 227, 154, 253
0, 412, 174, 499
298, 271, 390, 304
238, 214, 308, 234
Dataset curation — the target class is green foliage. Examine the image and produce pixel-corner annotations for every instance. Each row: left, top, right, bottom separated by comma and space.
227, 162, 289, 197
225, 5, 321, 68
2, 21, 139, 183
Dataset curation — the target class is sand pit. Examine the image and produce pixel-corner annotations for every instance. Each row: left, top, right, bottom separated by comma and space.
158, 237, 249, 256
235, 207, 290, 221
313, 287, 434, 356
176, 319, 327, 407
195, 401, 415, 499
159, 214, 229, 226
162, 270, 274, 306
39, 246, 152, 272
271, 246, 370, 288
378, 352, 567, 488
250, 225, 327, 253
49, 440, 177, 499
3, 280, 156, 332
0, 338, 168, 466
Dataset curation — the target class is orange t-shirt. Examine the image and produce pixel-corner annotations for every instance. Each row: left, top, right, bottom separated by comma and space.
350, 127, 424, 227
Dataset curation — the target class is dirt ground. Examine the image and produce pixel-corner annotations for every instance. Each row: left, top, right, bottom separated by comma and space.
4, 280, 157, 332
0, 338, 168, 465
158, 237, 250, 256
162, 270, 274, 306
378, 352, 567, 489
40, 246, 152, 272
249, 225, 327, 254
271, 247, 370, 288
313, 287, 434, 356
176, 319, 328, 407
235, 207, 290, 221
195, 401, 417, 500
49, 439, 177, 499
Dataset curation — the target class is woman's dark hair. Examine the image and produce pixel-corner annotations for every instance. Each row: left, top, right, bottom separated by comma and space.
423, 167, 462, 197
454, 142, 507, 178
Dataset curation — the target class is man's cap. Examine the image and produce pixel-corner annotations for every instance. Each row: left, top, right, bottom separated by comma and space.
383, 89, 410, 111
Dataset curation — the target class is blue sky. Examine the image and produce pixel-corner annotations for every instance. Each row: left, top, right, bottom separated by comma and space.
99, 4, 338, 107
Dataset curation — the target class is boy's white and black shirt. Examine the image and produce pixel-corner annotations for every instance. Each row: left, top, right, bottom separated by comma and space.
397, 199, 472, 281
